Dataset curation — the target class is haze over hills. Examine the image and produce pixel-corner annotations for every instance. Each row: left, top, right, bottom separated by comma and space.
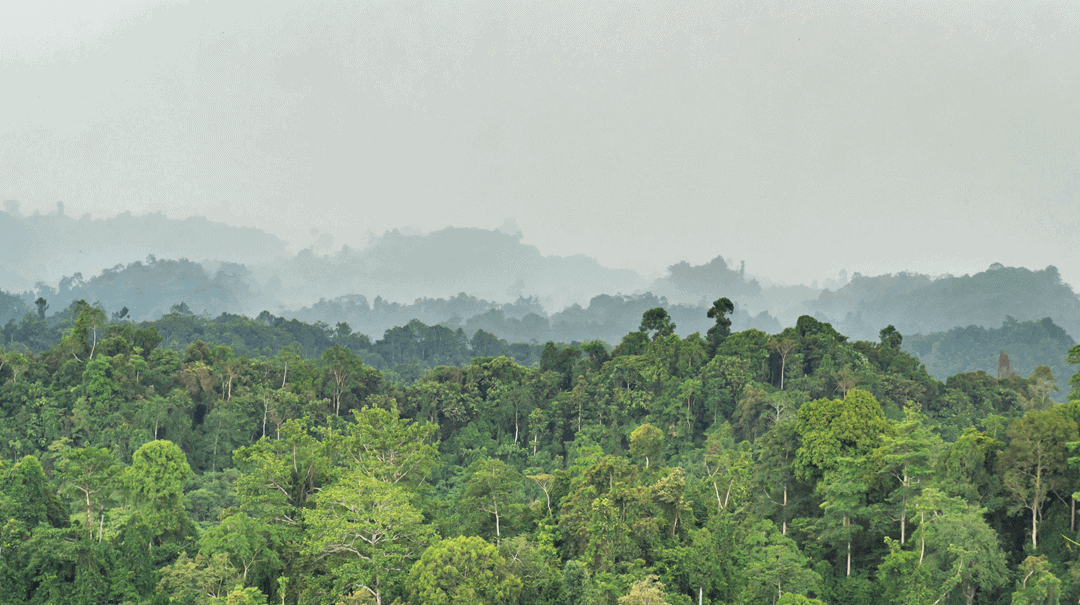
0, 203, 290, 290
2, 210, 1080, 364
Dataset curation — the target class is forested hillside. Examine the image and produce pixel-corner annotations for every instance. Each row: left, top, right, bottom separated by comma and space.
904, 317, 1076, 402
2, 298, 1080, 605
810, 265, 1080, 342
0, 206, 289, 291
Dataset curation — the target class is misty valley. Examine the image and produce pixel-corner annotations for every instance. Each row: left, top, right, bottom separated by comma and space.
2, 210, 1080, 605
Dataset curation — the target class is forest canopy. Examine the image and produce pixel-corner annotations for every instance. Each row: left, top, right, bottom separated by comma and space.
1, 300, 1079, 605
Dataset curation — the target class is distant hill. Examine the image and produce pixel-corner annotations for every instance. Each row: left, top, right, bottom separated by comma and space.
649, 255, 765, 309
904, 317, 1076, 403
25, 257, 264, 321
808, 264, 1080, 342
0, 206, 290, 290
269, 227, 648, 310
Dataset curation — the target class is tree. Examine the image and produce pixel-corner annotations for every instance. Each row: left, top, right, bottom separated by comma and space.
459, 458, 522, 540
706, 297, 734, 353
123, 439, 193, 544
999, 350, 1017, 379
629, 423, 663, 469
1069, 343, 1080, 401
320, 345, 380, 417
702, 423, 752, 513
794, 389, 891, 480
618, 575, 670, 605
879, 325, 902, 349
62, 300, 108, 362
305, 472, 429, 605
640, 307, 675, 341
54, 445, 119, 541
741, 520, 821, 605
909, 487, 1009, 605
199, 513, 279, 583
873, 405, 941, 545
157, 553, 240, 605
816, 457, 867, 577
999, 409, 1077, 550
337, 406, 439, 486
407, 536, 522, 605
768, 335, 797, 390
1028, 366, 1058, 410
1010, 555, 1062, 605
1, 455, 55, 529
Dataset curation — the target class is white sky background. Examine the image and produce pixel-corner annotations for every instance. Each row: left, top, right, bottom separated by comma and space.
2, 0, 1078, 288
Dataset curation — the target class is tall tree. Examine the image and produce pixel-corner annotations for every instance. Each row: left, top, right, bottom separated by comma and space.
816, 456, 867, 577
999, 409, 1077, 550
459, 458, 523, 541
873, 405, 941, 545
407, 536, 522, 605
306, 472, 430, 605
706, 297, 735, 353
54, 445, 119, 541
123, 439, 193, 546
640, 307, 676, 341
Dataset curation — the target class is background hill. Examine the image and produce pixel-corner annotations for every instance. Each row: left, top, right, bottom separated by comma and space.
808, 264, 1080, 342
0, 204, 290, 291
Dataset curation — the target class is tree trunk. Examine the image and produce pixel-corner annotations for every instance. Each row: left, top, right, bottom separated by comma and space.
844, 515, 851, 577
900, 497, 907, 546
1032, 503, 1038, 549
782, 482, 788, 535
919, 511, 926, 566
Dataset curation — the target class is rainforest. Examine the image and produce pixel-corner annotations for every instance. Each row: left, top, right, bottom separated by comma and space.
2, 297, 1079, 605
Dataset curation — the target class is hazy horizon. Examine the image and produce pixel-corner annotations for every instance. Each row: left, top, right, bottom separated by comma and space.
3, 0, 1078, 289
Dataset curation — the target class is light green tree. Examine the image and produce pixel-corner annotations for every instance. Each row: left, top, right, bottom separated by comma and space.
306, 472, 430, 605
999, 409, 1077, 550
407, 536, 522, 605
629, 423, 663, 469
873, 405, 941, 545
816, 456, 867, 577
459, 457, 523, 540
123, 439, 193, 546
741, 520, 821, 605
1009, 555, 1061, 605
618, 574, 670, 605
199, 513, 279, 583
53, 444, 118, 541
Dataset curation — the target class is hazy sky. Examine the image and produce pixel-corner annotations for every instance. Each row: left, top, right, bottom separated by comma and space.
2, 0, 1078, 287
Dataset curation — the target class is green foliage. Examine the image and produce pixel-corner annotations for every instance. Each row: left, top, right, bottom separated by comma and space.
794, 389, 891, 479
0, 298, 1076, 605
407, 536, 522, 605
124, 439, 194, 541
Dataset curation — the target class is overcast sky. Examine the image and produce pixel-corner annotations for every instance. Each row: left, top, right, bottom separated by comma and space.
2, 0, 1078, 288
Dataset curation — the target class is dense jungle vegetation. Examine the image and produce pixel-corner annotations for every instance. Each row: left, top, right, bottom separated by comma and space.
2, 297, 1080, 605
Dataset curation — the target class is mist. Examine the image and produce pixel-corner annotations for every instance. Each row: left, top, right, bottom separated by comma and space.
2, 0, 1078, 290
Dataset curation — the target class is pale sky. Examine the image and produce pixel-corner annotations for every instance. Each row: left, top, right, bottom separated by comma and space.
2, 0, 1078, 288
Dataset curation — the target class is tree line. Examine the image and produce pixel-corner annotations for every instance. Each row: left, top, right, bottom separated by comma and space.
2, 297, 1080, 605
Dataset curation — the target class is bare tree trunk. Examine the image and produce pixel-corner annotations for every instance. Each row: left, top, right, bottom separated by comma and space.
845, 516, 851, 576
901, 498, 907, 545
1032, 504, 1038, 549
782, 482, 788, 535
919, 511, 926, 566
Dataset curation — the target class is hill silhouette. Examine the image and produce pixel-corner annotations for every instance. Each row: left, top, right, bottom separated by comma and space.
0, 205, 290, 290
809, 264, 1080, 342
